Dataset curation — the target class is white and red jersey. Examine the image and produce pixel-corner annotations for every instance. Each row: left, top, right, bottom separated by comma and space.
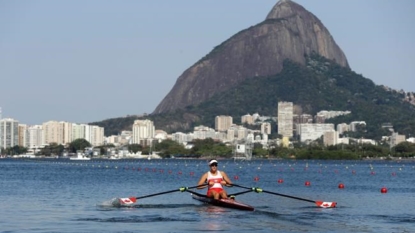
207, 171, 224, 189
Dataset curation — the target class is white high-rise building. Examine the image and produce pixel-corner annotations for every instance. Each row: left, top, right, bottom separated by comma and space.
28, 125, 43, 149
132, 119, 155, 144
193, 125, 216, 140
278, 102, 293, 137
296, 123, 335, 142
0, 118, 19, 149
72, 123, 86, 141
85, 125, 104, 146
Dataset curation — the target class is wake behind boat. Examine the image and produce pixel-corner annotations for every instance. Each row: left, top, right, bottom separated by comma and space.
191, 192, 254, 211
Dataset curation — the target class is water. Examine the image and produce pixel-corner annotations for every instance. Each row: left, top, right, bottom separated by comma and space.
1, 158, 414, 233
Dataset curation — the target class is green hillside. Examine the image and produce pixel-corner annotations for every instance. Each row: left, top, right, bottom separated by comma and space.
92, 54, 415, 139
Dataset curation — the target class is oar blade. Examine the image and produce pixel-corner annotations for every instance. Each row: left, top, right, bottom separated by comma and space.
315, 201, 337, 208
112, 197, 137, 207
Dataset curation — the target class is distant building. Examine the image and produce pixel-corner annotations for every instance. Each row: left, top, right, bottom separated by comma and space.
261, 122, 271, 135
42, 121, 65, 145
18, 124, 30, 147
317, 110, 351, 119
28, 125, 43, 149
336, 123, 350, 135
350, 121, 366, 132
407, 137, 415, 143
215, 115, 233, 132
323, 130, 338, 146
241, 114, 254, 125
132, 119, 155, 145
278, 102, 293, 137
0, 118, 19, 149
390, 132, 406, 148
193, 125, 216, 140
296, 123, 335, 142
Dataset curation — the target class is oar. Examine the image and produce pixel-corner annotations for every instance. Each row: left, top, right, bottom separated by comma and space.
232, 184, 336, 208
228, 189, 254, 198
112, 184, 206, 207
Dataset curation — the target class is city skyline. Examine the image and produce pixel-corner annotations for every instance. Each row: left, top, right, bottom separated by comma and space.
1, 0, 414, 125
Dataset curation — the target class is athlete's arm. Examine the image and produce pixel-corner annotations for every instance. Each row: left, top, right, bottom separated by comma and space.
197, 173, 208, 189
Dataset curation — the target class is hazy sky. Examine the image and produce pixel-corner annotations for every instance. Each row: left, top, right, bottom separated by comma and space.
1, 0, 414, 125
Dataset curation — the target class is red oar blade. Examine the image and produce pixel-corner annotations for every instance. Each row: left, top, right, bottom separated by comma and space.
112, 197, 137, 207
315, 201, 337, 208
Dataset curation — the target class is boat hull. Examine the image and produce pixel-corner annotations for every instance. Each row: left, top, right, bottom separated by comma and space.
191, 193, 254, 211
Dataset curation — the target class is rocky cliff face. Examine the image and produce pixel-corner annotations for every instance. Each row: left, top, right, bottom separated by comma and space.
153, 0, 349, 114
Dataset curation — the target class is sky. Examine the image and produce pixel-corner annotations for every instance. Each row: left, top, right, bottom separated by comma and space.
1, 0, 414, 126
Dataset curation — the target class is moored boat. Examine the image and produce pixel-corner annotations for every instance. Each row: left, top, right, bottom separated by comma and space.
70, 152, 91, 160
191, 193, 254, 211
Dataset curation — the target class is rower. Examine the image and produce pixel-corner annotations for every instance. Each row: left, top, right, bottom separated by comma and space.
197, 159, 233, 200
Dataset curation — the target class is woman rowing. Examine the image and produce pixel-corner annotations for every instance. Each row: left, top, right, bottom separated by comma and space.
197, 159, 232, 200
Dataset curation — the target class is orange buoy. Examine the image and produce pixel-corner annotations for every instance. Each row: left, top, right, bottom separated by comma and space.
380, 187, 388, 193
338, 183, 345, 189
305, 181, 311, 186
277, 179, 284, 183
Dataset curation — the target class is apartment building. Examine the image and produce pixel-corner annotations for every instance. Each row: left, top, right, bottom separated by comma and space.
0, 118, 19, 149
215, 115, 233, 132
278, 102, 293, 138
132, 119, 155, 144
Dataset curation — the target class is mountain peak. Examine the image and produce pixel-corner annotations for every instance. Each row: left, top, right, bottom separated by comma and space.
153, 0, 349, 114
266, 0, 305, 20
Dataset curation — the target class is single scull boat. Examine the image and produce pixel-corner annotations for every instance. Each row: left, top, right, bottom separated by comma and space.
191, 193, 254, 211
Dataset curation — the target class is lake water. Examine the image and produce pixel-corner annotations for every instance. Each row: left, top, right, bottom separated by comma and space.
1, 158, 414, 233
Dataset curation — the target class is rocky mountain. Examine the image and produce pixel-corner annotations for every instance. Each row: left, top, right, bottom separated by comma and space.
153, 0, 349, 114
92, 0, 415, 137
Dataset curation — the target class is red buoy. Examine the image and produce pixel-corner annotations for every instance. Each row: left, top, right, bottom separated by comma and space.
380, 187, 388, 193
233, 175, 239, 180
305, 181, 311, 186
338, 183, 345, 189
277, 179, 284, 183
254, 176, 259, 182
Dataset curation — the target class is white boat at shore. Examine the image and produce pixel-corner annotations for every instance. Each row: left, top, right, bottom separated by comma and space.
70, 152, 91, 160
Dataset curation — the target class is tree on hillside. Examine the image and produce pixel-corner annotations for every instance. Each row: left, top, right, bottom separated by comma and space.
128, 144, 142, 153
68, 139, 91, 153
